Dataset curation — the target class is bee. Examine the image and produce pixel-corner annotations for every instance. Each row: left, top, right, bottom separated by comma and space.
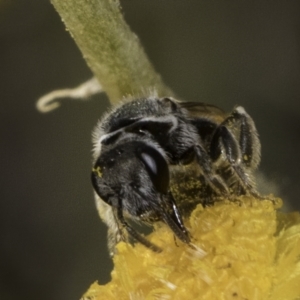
91, 97, 261, 256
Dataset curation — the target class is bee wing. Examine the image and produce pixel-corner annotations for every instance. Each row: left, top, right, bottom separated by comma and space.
101, 116, 177, 146
177, 101, 226, 124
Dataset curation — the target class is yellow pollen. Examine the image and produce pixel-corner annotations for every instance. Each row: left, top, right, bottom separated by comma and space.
92, 166, 103, 178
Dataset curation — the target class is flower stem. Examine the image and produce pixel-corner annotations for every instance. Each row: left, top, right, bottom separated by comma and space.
51, 0, 173, 104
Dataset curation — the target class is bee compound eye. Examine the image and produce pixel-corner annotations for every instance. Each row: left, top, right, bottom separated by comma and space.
137, 145, 169, 195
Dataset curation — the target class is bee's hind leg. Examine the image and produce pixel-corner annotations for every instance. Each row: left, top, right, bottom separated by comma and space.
209, 106, 261, 198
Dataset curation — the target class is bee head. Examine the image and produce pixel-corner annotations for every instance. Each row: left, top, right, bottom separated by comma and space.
91, 141, 170, 216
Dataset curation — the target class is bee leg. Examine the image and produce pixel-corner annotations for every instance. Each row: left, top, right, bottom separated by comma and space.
116, 198, 162, 253
224, 106, 261, 169
210, 123, 260, 197
161, 193, 191, 244
193, 144, 230, 196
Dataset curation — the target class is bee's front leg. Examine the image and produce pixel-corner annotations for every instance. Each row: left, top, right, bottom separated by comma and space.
116, 198, 162, 253
160, 193, 191, 244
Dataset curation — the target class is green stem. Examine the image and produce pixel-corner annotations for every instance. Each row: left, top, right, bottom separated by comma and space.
51, 0, 173, 104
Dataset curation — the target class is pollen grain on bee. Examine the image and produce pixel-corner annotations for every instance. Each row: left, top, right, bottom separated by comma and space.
92, 166, 103, 178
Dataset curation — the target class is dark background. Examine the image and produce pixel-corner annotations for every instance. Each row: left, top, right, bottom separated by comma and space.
1, 1, 300, 299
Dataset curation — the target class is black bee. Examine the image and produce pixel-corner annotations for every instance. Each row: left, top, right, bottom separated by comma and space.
91, 97, 261, 255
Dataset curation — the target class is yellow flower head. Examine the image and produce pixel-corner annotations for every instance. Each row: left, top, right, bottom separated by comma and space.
82, 197, 300, 300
